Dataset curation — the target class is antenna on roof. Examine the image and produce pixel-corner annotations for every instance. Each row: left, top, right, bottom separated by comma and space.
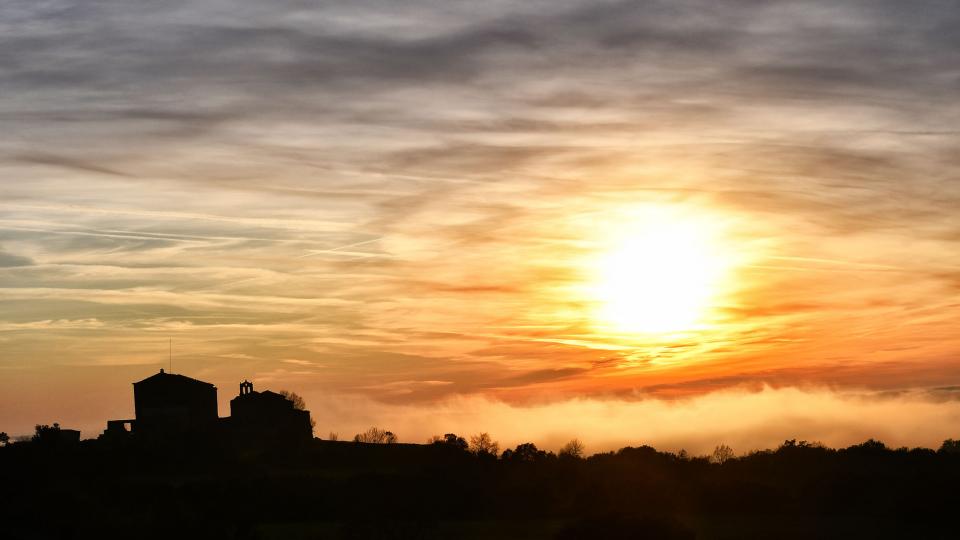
169, 338, 172, 373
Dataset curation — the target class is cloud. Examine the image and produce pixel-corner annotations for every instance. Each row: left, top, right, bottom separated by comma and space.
1, 0, 959, 438
0, 249, 33, 267
13, 152, 130, 177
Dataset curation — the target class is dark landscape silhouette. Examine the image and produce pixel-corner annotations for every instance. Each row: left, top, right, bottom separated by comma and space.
1, 370, 959, 539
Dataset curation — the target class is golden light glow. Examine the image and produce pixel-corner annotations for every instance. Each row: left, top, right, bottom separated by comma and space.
589, 205, 736, 335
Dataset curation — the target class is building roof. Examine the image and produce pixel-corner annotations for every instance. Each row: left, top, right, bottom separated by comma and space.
232, 389, 287, 402
133, 369, 215, 388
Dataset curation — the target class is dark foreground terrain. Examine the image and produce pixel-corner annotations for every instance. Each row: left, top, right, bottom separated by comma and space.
2, 437, 958, 539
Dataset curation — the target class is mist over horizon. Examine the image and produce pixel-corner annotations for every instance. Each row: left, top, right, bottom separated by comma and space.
7, 375, 960, 456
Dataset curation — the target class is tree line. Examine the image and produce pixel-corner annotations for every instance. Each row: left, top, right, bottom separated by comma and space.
4, 424, 960, 539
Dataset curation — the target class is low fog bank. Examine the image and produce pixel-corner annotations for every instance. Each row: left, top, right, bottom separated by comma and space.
14, 384, 959, 453
309, 385, 960, 455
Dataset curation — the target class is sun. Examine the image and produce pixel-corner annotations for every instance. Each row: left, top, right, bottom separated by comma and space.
589, 205, 734, 335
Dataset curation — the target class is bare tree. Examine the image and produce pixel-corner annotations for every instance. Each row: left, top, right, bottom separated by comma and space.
559, 438, 585, 459
710, 444, 735, 464
469, 432, 500, 456
353, 427, 397, 444
278, 390, 307, 410
328, 432, 339, 442
279, 390, 317, 430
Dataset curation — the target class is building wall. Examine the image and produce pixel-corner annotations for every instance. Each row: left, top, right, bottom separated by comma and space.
134, 379, 218, 431
228, 392, 313, 443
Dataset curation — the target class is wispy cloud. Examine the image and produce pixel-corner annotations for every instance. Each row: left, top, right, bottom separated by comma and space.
0, 247, 33, 268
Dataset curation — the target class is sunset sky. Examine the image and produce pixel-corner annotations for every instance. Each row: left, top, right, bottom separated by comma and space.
2, 0, 960, 452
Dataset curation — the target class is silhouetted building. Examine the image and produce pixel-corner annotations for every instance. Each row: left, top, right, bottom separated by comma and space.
100, 419, 135, 443
132, 369, 218, 434
54, 429, 81, 445
227, 380, 313, 444
101, 371, 312, 447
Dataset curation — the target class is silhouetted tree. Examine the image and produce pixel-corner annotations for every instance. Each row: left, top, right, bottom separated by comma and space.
503, 442, 551, 463
279, 390, 317, 430
559, 438, 585, 459
939, 439, 960, 454
32, 423, 61, 443
0, 432, 8, 447
469, 432, 500, 456
847, 439, 887, 454
779, 439, 824, 451
278, 390, 305, 410
428, 433, 468, 451
710, 444, 735, 464
328, 432, 339, 442
353, 427, 397, 444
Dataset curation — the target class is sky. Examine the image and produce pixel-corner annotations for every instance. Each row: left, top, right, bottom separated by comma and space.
2, 0, 960, 452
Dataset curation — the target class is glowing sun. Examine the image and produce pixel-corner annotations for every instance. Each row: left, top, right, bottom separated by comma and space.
590, 206, 735, 335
